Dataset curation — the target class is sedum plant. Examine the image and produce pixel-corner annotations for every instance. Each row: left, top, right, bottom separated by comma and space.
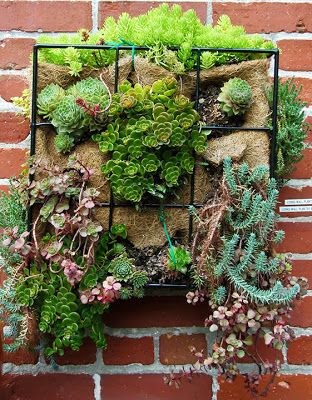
267, 79, 310, 180
174, 158, 308, 394
93, 77, 208, 202
37, 77, 110, 153
218, 78, 253, 116
2, 158, 146, 357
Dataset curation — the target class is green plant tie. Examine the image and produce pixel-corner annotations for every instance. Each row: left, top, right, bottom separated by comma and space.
106, 37, 136, 68
158, 207, 176, 267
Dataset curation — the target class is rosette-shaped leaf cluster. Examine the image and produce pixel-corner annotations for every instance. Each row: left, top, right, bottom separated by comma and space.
218, 78, 253, 117
37, 78, 110, 153
94, 77, 209, 202
108, 255, 134, 281
37, 83, 65, 118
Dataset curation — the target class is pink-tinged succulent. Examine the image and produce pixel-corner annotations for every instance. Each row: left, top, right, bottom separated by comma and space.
80, 287, 101, 304
80, 277, 122, 305
3, 227, 31, 256
41, 241, 63, 262
186, 290, 206, 305
61, 259, 83, 286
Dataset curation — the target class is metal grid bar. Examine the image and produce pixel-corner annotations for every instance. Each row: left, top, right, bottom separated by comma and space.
29, 44, 279, 288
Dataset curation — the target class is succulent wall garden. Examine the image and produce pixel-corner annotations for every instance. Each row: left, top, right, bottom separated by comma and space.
1, 3, 310, 396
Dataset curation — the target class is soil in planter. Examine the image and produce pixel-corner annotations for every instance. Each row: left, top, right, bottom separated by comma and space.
127, 241, 190, 285
197, 84, 244, 130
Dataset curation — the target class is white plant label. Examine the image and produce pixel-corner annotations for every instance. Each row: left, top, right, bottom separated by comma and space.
279, 206, 312, 213
285, 199, 312, 206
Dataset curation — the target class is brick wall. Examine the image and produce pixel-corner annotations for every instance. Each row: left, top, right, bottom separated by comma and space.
0, 1, 312, 399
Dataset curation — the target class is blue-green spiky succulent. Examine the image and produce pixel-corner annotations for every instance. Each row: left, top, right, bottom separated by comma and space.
218, 78, 252, 116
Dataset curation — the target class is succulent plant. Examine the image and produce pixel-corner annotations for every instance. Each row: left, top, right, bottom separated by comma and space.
51, 95, 86, 136
109, 255, 134, 281
68, 77, 109, 107
54, 133, 75, 153
37, 83, 65, 119
131, 271, 149, 289
167, 246, 192, 274
218, 78, 253, 116
94, 78, 209, 202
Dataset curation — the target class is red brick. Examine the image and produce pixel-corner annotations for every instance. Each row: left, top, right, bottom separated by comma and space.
103, 336, 154, 365
305, 117, 312, 144
0, 76, 28, 103
288, 335, 312, 364
275, 222, 312, 254
241, 339, 283, 364
0, 113, 29, 143
218, 374, 312, 400
160, 333, 207, 365
98, 1, 207, 27
277, 40, 312, 71
101, 374, 213, 399
287, 148, 312, 179
213, 3, 312, 34
278, 186, 312, 217
290, 260, 312, 282
0, 38, 35, 70
1, 374, 94, 400
0, 1, 92, 32
0, 149, 27, 178
289, 297, 312, 328
47, 338, 97, 365
280, 77, 312, 106
0, 185, 8, 194
104, 296, 208, 328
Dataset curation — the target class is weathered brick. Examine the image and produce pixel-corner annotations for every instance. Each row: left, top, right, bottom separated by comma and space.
288, 149, 312, 179
278, 186, 312, 217
213, 3, 312, 33
275, 222, 312, 254
0, 1, 92, 32
0, 149, 27, 178
98, 1, 207, 27
0, 112, 29, 143
277, 40, 312, 71
1, 374, 94, 400
290, 260, 312, 282
289, 297, 312, 328
104, 296, 208, 328
159, 333, 207, 365
280, 77, 312, 106
101, 374, 213, 399
0, 185, 8, 194
0, 76, 28, 103
218, 374, 312, 400
288, 335, 312, 364
240, 339, 283, 364
0, 38, 35, 70
46, 338, 97, 365
103, 336, 154, 365
305, 117, 312, 144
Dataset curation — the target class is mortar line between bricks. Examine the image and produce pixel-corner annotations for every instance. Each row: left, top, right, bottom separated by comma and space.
104, 326, 210, 337
212, 375, 219, 400
153, 335, 160, 364
91, 0, 100, 33
286, 178, 312, 188
5, 362, 312, 375
0, 136, 30, 149
0, 178, 10, 185
212, 0, 312, 2
93, 374, 101, 400
288, 253, 312, 260
206, 1, 213, 25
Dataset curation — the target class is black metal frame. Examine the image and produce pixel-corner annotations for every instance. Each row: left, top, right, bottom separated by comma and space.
30, 44, 279, 288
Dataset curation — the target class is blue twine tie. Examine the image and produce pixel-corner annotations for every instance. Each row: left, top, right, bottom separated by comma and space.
106, 37, 136, 68
158, 207, 176, 267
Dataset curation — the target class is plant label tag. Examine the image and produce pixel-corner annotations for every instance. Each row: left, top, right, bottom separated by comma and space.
285, 199, 312, 205
279, 205, 312, 213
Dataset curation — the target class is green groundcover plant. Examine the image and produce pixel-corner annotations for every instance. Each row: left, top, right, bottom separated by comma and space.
93, 77, 208, 202
36, 4, 274, 75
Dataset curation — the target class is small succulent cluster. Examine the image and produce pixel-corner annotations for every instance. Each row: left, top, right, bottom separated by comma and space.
93, 77, 208, 202
166, 246, 192, 274
37, 77, 110, 153
218, 78, 253, 116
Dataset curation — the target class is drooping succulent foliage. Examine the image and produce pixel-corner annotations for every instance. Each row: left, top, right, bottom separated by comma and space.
267, 79, 310, 180
37, 77, 110, 153
182, 158, 307, 388
2, 159, 147, 357
218, 78, 253, 116
0, 186, 28, 352
93, 77, 208, 202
